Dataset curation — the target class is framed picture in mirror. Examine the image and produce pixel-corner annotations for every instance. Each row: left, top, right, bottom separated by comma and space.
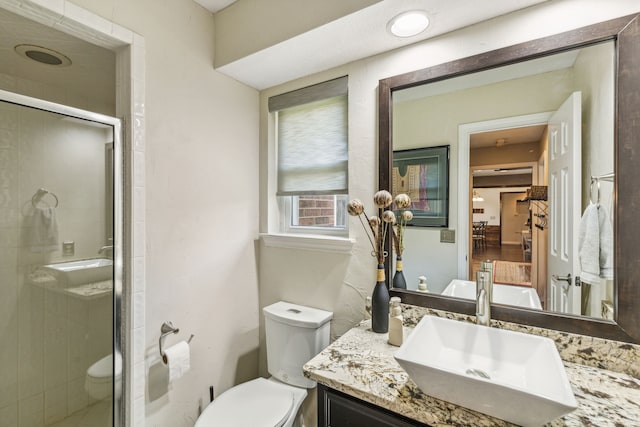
392, 145, 449, 227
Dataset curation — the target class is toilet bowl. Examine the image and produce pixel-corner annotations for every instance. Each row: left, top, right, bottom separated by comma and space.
195, 301, 332, 427
195, 377, 307, 427
85, 354, 122, 401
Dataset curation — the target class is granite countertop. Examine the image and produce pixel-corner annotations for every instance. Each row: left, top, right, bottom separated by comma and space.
303, 319, 640, 427
30, 271, 112, 299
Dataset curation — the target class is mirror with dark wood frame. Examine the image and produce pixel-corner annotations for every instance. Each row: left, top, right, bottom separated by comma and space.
379, 13, 640, 343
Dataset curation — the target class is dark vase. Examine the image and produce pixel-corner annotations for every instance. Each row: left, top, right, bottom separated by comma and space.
392, 255, 407, 289
371, 264, 390, 333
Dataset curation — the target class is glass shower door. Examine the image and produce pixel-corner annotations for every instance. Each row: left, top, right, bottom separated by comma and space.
0, 91, 121, 427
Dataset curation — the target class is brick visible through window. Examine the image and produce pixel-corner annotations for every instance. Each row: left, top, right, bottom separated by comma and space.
296, 195, 335, 227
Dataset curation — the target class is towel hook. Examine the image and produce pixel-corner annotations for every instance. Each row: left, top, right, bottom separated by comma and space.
159, 321, 194, 364
589, 178, 601, 206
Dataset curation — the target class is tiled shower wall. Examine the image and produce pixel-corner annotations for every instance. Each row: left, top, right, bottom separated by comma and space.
0, 77, 115, 426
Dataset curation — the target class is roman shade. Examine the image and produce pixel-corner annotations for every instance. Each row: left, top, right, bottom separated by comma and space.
270, 76, 348, 196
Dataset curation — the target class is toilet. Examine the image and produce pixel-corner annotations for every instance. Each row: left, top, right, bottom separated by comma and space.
85, 353, 121, 401
195, 301, 333, 427
84, 353, 122, 426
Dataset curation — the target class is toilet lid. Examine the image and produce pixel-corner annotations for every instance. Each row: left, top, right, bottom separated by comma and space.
196, 378, 295, 427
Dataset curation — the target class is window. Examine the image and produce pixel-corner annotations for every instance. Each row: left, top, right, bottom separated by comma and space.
290, 195, 347, 228
269, 77, 348, 236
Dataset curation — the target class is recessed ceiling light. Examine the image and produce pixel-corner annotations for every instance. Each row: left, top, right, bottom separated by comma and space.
388, 10, 430, 38
14, 44, 71, 67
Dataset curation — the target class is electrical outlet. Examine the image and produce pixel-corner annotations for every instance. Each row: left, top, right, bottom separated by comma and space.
62, 241, 75, 256
440, 229, 455, 243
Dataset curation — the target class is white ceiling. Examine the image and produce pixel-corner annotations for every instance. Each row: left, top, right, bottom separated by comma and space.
471, 125, 548, 149
473, 167, 532, 177
194, 0, 237, 13
0, 7, 115, 109
211, 0, 549, 89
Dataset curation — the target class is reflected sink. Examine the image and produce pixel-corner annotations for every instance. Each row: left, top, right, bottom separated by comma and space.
394, 316, 577, 427
41, 258, 113, 286
442, 279, 542, 310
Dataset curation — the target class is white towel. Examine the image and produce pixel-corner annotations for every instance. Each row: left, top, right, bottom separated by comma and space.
28, 207, 59, 252
578, 202, 613, 284
597, 204, 614, 280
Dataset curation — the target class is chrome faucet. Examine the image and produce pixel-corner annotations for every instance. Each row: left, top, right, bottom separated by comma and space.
476, 270, 492, 326
98, 245, 114, 258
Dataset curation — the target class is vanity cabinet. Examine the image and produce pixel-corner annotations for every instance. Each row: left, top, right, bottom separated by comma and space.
318, 384, 430, 427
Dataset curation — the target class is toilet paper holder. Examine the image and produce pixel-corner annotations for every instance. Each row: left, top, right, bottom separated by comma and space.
159, 321, 194, 364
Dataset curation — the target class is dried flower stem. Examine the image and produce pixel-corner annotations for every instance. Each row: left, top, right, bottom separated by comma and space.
378, 207, 386, 264
395, 216, 408, 256
347, 191, 394, 265
358, 214, 376, 254
361, 211, 377, 239
393, 227, 400, 254
392, 194, 413, 257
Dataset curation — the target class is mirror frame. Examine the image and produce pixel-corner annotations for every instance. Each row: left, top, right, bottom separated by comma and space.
380, 14, 640, 343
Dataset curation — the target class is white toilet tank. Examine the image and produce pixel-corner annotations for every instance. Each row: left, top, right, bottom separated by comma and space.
263, 301, 332, 389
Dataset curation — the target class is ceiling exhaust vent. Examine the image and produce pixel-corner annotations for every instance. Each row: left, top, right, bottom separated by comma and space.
14, 44, 71, 67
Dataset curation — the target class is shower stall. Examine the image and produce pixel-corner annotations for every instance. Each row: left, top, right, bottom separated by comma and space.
0, 89, 122, 426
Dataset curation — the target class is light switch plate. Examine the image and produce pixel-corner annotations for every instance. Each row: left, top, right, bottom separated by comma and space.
440, 229, 455, 243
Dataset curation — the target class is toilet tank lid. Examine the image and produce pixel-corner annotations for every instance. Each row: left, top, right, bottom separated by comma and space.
263, 301, 332, 328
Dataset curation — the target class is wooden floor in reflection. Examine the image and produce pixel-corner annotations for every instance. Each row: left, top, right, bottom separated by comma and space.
471, 244, 531, 284
473, 243, 524, 262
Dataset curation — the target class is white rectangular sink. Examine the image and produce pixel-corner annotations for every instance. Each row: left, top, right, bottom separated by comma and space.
41, 258, 113, 286
394, 316, 577, 427
442, 279, 542, 310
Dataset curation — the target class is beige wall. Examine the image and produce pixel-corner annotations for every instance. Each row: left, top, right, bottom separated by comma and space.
472, 187, 529, 227
501, 192, 529, 245
214, 0, 381, 67
392, 66, 574, 291
574, 41, 615, 211
471, 142, 540, 167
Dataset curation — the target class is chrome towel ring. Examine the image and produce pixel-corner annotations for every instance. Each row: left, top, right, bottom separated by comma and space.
32, 188, 59, 208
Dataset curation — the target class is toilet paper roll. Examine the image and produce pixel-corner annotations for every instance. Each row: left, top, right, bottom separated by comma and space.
164, 341, 190, 383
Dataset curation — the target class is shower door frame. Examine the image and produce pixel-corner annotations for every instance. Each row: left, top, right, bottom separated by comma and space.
0, 88, 125, 426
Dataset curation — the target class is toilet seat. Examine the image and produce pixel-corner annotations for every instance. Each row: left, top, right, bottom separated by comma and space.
195, 378, 297, 427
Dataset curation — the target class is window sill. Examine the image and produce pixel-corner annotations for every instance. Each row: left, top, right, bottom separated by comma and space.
260, 233, 355, 254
